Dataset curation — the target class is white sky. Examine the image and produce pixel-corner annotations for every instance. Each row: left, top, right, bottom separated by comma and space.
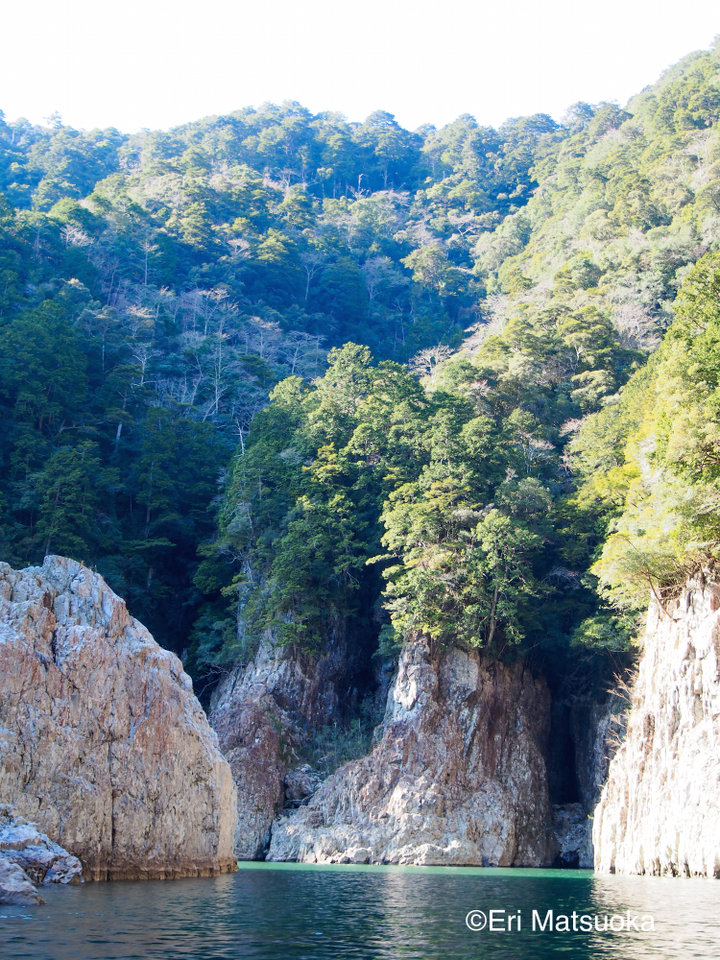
2, 1, 719, 133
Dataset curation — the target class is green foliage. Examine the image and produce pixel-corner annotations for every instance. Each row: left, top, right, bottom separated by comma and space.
380, 474, 542, 650
474, 40, 720, 359
29, 442, 112, 558
211, 300, 624, 661
298, 696, 384, 775
203, 345, 431, 661
571, 251, 720, 620
3, 41, 720, 679
0, 99, 557, 369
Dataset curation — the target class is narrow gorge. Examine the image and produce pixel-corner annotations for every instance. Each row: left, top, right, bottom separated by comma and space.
205, 574, 720, 877
3, 555, 719, 888
2, 43, 720, 911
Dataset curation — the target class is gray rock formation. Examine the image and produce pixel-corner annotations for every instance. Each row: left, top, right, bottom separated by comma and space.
0, 556, 237, 881
210, 632, 353, 858
551, 803, 593, 868
549, 694, 626, 868
0, 805, 82, 885
571, 696, 625, 813
268, 637, 555, 865
593, 577, 720, 877
0, 858, 44, 906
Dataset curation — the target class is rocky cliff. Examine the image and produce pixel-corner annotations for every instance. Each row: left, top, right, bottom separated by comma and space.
210, 630, 360, 858
0, 556, 237, 881
267, 637, 555, 865
593, 576, 720, 877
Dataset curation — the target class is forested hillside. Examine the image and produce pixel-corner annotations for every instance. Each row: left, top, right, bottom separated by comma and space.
2, 39, 720, 675
198, 41, 720, 678
0, 102, 560, 652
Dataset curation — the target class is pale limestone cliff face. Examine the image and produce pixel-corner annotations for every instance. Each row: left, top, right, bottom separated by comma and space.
267, 638, 554, 866
0, 557, 237, 881
593, 577, 720, 877
210, 633, 352, 859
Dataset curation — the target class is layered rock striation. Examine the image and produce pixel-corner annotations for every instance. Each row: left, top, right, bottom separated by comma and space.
0, 556, 237, 881
593, 576, 720, 877
268, 637, 555, 865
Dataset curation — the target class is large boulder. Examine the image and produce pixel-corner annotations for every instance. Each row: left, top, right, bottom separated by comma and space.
0, 859, 44, 906
593, 577, 720, 877
0, 804, 82, 885
268, 637, 555, 865
0, 557, 237, 881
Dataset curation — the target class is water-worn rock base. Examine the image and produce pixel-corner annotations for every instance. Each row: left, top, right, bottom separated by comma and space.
593, 577, 720, 877
268, 638, 555, 865
0, 556, 237, 881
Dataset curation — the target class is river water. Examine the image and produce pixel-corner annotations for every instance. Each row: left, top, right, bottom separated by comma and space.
1, 863, 719, 960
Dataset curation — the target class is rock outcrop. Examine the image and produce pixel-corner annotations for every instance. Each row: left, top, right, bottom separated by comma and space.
593, 577, 720, 877
268, 637, 555, 865
0, 805, 82, 886
0, 556, 237, 881
548, 693, 625, 868
210, 632, 355, 858
551, 802, 593, 869
0, 859, 44, 906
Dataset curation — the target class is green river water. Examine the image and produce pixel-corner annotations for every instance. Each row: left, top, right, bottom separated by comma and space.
1, 863, 719, 959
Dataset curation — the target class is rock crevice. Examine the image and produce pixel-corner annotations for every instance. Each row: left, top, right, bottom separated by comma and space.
210, 627, 356, 859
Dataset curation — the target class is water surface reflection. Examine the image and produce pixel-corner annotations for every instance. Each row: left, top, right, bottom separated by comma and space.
1, 863, 718, 959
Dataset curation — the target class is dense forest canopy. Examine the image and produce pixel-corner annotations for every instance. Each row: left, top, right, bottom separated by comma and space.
2, 39, 720, 681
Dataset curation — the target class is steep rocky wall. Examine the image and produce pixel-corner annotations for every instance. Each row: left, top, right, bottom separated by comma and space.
210, 630, 356, 859
593, 577, 720, 877
267, 637, 555, 866
0, 557, 237, 881
571, 695, 624, 813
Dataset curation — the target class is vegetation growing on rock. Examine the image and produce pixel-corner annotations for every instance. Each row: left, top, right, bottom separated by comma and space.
1, 40, 720, 680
